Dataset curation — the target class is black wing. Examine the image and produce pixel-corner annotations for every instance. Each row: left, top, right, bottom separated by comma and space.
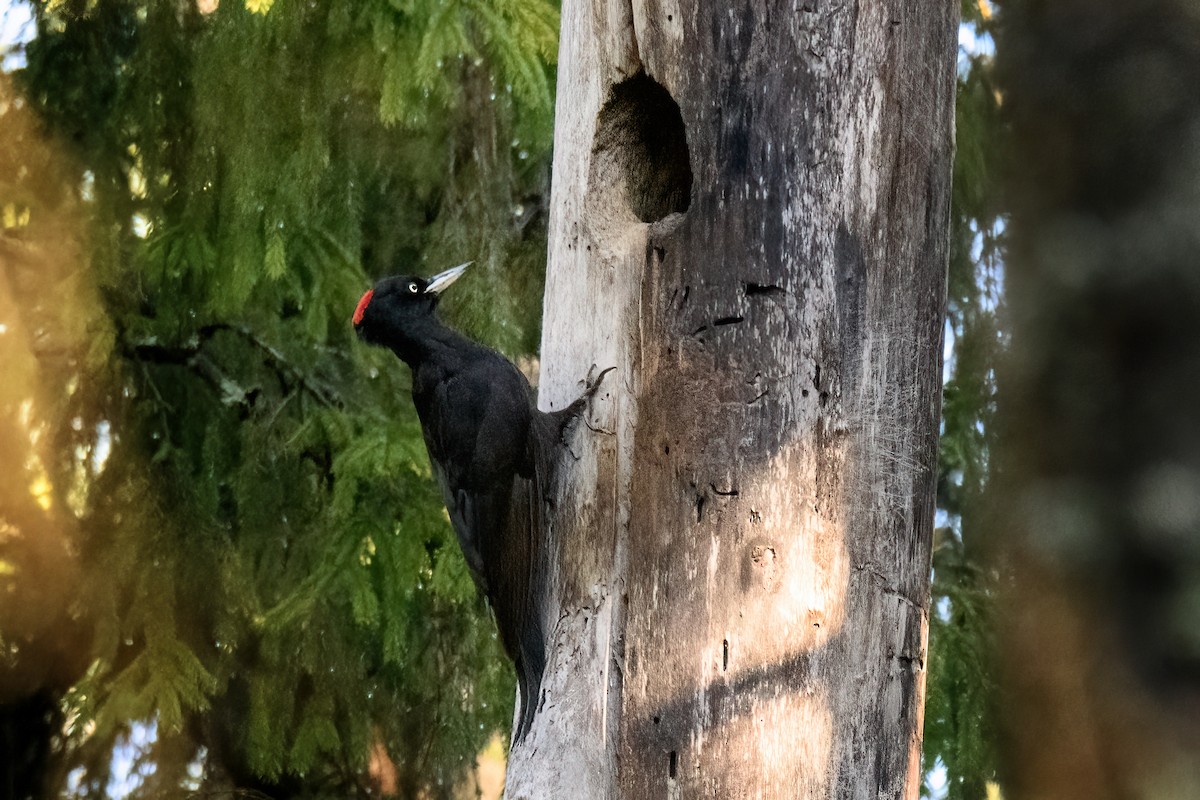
413, 355, 545, 741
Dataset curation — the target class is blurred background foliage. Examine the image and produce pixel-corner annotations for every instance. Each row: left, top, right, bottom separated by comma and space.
0, 0, 1005, 798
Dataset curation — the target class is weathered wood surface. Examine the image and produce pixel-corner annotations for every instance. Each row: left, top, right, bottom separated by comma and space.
510, 2, 957, 797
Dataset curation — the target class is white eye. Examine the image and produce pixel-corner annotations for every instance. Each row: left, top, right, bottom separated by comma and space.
408, 282, 419, 293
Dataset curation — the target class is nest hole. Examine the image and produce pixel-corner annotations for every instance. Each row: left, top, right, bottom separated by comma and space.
590, 72, 692, 224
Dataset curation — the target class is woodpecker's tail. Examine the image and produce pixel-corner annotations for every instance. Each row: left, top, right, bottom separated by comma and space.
512, 624, 546, 743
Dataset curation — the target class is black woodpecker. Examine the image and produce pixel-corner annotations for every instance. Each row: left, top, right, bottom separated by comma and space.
352, 263, 609, 743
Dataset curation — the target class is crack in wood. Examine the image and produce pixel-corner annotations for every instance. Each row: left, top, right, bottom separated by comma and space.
744, 282, 786, 297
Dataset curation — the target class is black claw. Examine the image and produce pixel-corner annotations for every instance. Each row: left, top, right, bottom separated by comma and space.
552, 366, 616, 439
584, 366, 616, 399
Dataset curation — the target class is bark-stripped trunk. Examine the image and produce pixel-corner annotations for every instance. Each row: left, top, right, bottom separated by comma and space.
512, 2, 956, 797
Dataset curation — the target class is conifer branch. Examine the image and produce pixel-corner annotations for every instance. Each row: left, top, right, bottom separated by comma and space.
126, 324, 341, 410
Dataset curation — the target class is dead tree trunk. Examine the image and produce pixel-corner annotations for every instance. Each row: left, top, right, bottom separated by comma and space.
511, 2, 957, 797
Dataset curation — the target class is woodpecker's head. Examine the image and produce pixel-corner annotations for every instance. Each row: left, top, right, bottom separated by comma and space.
353, 262, 470, 346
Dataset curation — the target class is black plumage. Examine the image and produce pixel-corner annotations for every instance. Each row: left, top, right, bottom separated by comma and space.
352, 264, 607, 742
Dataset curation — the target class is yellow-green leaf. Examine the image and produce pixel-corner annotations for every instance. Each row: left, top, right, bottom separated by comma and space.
265, 230, 286, 279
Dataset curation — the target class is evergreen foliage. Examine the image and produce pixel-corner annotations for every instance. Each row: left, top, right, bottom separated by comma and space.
923, 2, 1007, 798
2, 0, 557, 795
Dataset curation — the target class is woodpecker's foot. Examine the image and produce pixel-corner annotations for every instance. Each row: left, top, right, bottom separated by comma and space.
552, 366, 616, 439
581, 364, 616, 402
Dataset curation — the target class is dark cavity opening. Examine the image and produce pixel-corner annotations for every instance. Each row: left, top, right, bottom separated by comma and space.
668, 750, 678, 779
592, 72, 692, 223
722, 638, 729, 671
745, 282, 786, 297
